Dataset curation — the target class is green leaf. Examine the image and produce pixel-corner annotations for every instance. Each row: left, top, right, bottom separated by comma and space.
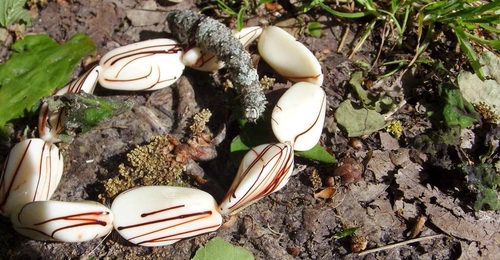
441, 84, 479, 128
349, 71, 394, 113
62, 92, 132, 133
334, 100, 386, 137
307, 22, 322, 37
0, 0, 31, 27
0, 33, 96, 138
331, 226, 360, 239
295, 144, 336, 164
192, 237, 254, 260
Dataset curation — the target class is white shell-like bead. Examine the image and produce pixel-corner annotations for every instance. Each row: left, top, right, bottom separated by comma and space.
258, 26, 323, 85
236, 26, 263, 47
181, 47, 223, 72
219, 142, 294, 215
111, 186, 222, 246
99, 39, 185, 91
11, 200, 114, 242
182, 26, 262, 72
0, 138, 63, 217
271, 82, 326, 151
38, 65, 101, 143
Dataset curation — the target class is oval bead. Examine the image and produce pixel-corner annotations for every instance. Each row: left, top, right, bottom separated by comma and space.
99, 39, 185, 91
111, 186, 222, 247
271, 82, 326, 151
181, 47, 223, 72
258, 26, 323, 85
38, 65, 101, 143
0, 138, 63, 217
11, 200, 114, 242
182, 26, 262, 72
219, 142, 294, 215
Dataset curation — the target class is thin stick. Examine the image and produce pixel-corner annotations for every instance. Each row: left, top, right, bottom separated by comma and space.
357, 234, 446, 256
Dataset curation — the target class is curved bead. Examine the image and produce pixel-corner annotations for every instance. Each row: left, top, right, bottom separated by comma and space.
181, 47, 224, 72
111, 186, 222, 247
11, 200, 114, 242
182, 26, 262, 72
271, 82, 326, 151
219, 142, 294, 215
38, 65, 101, 143
0, 138, 63, 217
99, 39, 185, 91
258, 26, 323, 85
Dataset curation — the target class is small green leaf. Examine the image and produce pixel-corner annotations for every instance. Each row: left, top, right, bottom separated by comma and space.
0, 0, 32, 27
331, 226, 360, 239
62, 92, 132, 133
0, 33, 96, 138
307, 22, 322, 37
441, 84, 479, 128
335, 100, 386, 137
295, 144, 336, 164
192, 237, 254, 260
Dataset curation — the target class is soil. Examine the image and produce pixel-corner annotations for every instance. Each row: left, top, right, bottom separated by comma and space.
1, 0, 499, 259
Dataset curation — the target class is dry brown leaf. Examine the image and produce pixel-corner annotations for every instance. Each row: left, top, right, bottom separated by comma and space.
395, 162, 500, 257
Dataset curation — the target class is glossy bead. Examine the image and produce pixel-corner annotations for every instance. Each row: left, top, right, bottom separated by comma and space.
258, 26, 323, 85
11, 200, 114, 242
271, 82, 326, 151
111, 186, 222, 246
219, 142, 294, 215
0, 138, 63, 217
99, 39, 185, 91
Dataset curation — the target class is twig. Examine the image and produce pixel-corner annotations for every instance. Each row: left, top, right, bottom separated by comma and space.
167, 10, 267, 122
357, 234, 446, 256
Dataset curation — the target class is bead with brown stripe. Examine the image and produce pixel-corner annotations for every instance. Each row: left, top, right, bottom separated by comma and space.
219, 142, 294, 215
0, 138, 63, 217
111, 186, 222, 246
99, 38, 185, 91
11, 200, 114, 242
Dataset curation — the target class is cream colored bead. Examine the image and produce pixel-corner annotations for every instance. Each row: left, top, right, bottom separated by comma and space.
219, 142, 294, 215
271, 82, 326, 151
99, 39, 185, 91
258, 26, 323, 85
111, 186, 222, 246
11, 200, 114, 242
0, 138, 63, 217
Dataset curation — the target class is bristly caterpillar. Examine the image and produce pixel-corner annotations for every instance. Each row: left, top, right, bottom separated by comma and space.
167, 10, 267, 122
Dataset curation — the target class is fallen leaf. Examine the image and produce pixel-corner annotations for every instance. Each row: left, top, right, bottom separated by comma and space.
335, 100, 386, 137
458, 50, 500, 122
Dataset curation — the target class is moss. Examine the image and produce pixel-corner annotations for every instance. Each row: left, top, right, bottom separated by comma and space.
100, 135, 190, 201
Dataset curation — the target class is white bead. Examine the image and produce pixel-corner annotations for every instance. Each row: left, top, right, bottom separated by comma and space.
235, 26, 263, 47
99, 39, 185, 91
181, 47, 223, 72
182, 26, 262, 71
219, 142, 294, 215
111, 186, 222, 246
11, 200, 114, 242
258, 26, 323, 85
271, 82, 326, 151
0, 138, 63, 217
38, 65, 101, 143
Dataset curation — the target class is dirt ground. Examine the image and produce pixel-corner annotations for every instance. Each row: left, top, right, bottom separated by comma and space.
0, 0, 499, 259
